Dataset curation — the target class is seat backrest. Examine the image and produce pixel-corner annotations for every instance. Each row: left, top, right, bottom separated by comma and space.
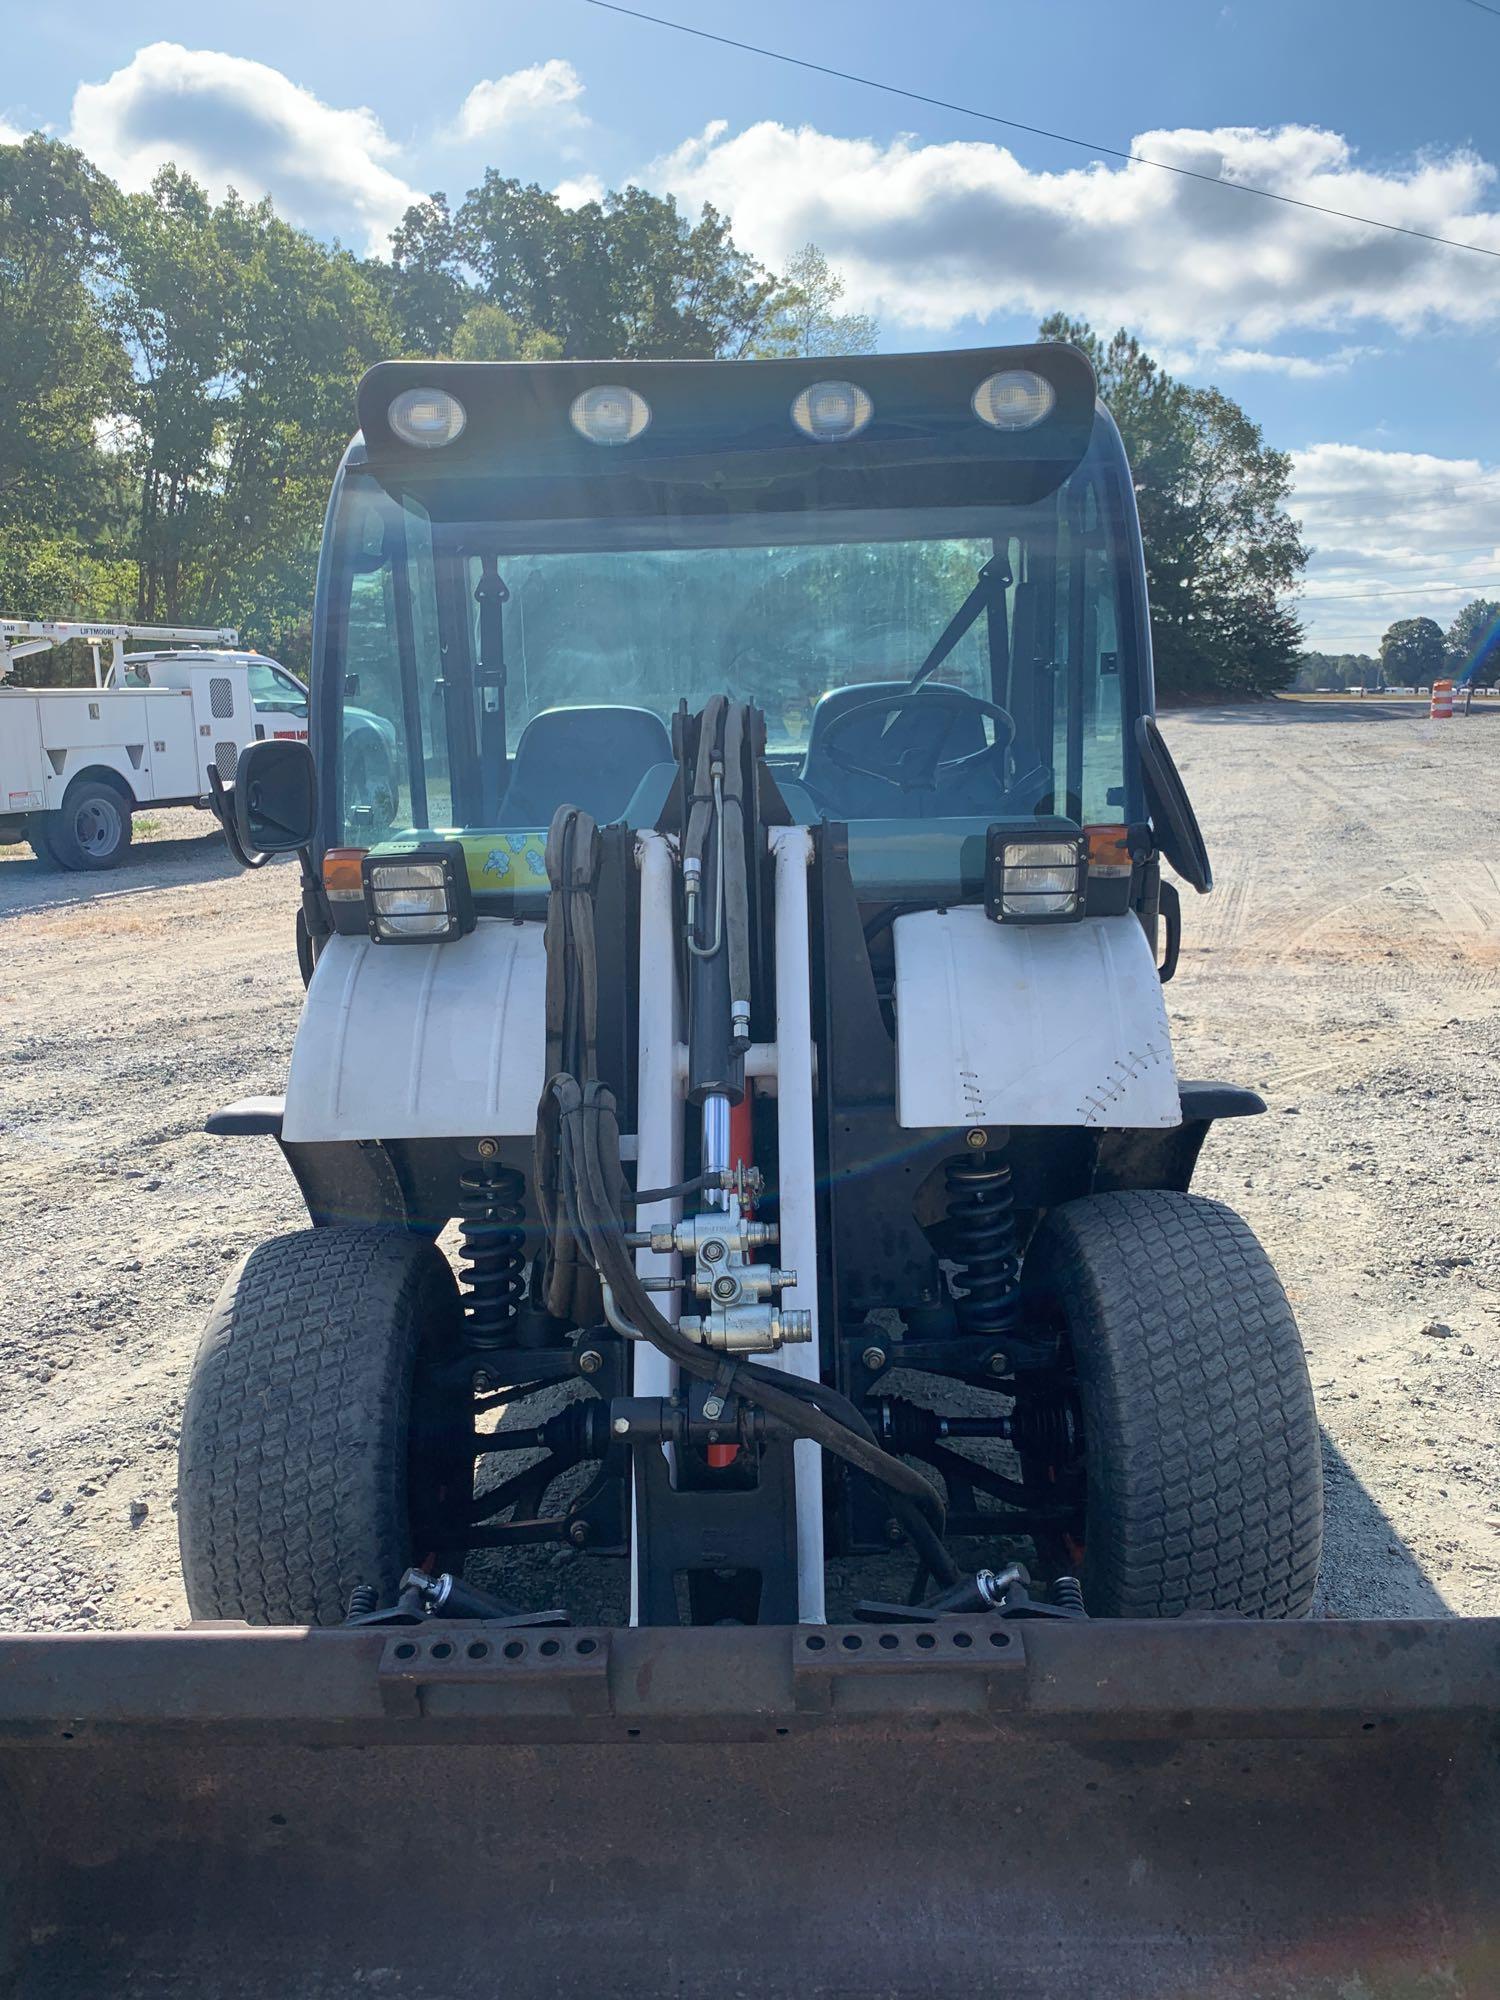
800, 680, 988, 817
498, 705, 673, 827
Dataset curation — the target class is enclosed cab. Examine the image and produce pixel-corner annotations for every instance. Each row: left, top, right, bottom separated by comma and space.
185, 346, 1317, 1636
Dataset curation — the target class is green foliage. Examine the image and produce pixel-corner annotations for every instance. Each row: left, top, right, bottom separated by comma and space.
1038, 316, 1307, 699
0, 528, 138, 684
1445, 597, 1500, 685
384, 194, 469, 357
1291, 651, 1381, 692
450, 303, 563, 361
0, 135, 129, 537
109, 169, 395, 642
1379, 616, 1447, 689
752, 243, 878, 358
452, 175, 780, 358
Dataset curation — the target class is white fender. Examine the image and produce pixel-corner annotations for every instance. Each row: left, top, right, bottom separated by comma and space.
892, 908, 1180, 1130
280, 922, 546, 1143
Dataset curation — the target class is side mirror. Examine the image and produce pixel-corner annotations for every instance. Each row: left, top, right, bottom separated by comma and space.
214, 738, 317, 866
1134, 715, 1212, 894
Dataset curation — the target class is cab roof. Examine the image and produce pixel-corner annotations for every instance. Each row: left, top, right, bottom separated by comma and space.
352, 344, 1097, 525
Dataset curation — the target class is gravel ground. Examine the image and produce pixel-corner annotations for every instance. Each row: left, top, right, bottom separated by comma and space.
1, 699, 1496, 1631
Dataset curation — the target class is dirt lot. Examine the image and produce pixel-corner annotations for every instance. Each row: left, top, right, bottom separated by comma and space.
1, 699, 1497, 1630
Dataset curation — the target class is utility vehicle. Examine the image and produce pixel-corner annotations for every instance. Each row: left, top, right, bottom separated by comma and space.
0, 619, 400, 867
3, 348, 1495, 1999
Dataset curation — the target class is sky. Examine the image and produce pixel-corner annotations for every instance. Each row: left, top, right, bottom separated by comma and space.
5, 0, 1500, 653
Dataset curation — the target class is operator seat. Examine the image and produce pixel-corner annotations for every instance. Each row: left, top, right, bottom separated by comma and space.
497, 705, 673, 827
799, 680, 990, 819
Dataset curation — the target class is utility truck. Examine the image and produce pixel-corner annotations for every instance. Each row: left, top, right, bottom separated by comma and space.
0, 619, 400, 868
2, 350, 1495, 1997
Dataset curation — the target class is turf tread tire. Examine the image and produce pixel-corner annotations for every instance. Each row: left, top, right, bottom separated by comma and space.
1023, 1190, 1322, 1619
178, 1226, 466, 1625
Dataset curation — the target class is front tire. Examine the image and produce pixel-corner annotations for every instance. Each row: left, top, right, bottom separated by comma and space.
179, 1227, 473, 1624
46, 777, 133, 870
1022, 1190, 1322, 1619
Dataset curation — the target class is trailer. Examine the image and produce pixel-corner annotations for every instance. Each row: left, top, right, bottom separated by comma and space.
0, 620, 399, 869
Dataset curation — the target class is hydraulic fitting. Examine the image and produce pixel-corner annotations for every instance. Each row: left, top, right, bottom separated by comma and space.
678, 1305, 813, 1352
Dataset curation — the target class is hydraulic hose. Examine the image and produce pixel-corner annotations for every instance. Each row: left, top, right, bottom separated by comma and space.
545, 1074, 957, 1579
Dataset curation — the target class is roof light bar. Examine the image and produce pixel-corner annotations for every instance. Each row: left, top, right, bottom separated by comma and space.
791, 380, 874, 442
387, 387, 467, 449
570, 385, 651, 445
972, 368, 1056, 432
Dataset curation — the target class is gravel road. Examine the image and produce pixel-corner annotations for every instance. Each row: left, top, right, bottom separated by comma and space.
1, 699, 1496, 1630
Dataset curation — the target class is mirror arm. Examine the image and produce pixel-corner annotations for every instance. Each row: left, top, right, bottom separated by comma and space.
296, 846, 332, 946
208, 765, 272, 870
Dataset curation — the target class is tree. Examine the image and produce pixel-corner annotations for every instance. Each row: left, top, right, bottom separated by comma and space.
450, 302, 562, 361
1445, 598, 1500, 686
754, 243, 878, 357
1038, 316, 1307, 699
1379, 616, 1447, 690
0, 135, 130, 555
382, 194, 469, 357
1290, 651, 1382, 692
107, 167, 394, 648
454, 174, 780, 358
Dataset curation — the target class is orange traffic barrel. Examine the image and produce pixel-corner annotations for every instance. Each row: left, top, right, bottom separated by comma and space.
1431, 679, 1454, 719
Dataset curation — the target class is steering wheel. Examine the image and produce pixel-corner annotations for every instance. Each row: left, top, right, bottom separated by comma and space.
816, 684, 1017, 795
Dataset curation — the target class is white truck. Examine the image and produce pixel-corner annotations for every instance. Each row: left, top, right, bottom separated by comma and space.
0, 619, 398, 869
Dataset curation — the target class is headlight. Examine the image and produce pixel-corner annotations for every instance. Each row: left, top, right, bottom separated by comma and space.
570, 384, 651, 445
984, 824, 1087, 923
362, 842, 475, 942
791, 380, 873, 442
972, 369, 1056, 432
387, 387, 467, 449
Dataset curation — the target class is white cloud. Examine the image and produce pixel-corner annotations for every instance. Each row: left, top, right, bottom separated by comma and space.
553, 173, 605, 212
0, 117, 27, 146
455, 59, 587, 144
1291, 442, 1500, 649
68, 43, 417, 253
652, 118, 1500, 348
1210, 344, 1381, 380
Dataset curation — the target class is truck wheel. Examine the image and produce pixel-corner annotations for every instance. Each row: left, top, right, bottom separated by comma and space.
45, 777, 133, 870
1021, 1190, 1322, 1619
25, 820, 60, 866
179, 1227, 473, 1625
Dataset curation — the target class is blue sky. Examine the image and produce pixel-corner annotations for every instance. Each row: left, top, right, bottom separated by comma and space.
6, 0, 1500, 651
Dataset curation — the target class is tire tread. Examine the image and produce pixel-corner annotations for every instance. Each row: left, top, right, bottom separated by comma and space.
1025, 1190, 1322, 1619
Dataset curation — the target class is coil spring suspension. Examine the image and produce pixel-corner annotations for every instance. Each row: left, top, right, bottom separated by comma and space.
1053, 1575, 1086, 1615
458, 1158, 526, 1346
945, 1142, 1021, 1338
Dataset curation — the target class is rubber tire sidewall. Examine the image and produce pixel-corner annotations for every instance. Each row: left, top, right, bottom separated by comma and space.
47, 779, 133, 871
1022, 1190, 1323, 1620
26, 819, 61, 866
178, 1226, 471, 1625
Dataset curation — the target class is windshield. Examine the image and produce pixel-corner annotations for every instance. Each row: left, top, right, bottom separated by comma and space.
321, 422, 1141, 846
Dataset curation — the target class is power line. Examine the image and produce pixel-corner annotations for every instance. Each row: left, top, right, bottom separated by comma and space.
1458, 0, 1500, 18
582, 0, 1500, 261
1300, 579, 1493, 602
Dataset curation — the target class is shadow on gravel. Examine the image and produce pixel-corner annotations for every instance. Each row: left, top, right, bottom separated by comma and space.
1165, 699, 1499, 729
0, 833, 248, 920
1317, 1431, 1451, 1618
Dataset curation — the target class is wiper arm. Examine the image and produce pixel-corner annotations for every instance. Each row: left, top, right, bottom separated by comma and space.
905, 553, 1012, 693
